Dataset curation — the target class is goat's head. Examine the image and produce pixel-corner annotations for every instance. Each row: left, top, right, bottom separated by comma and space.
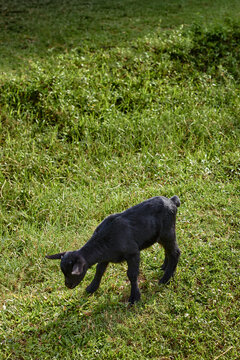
46, 251, 88, 289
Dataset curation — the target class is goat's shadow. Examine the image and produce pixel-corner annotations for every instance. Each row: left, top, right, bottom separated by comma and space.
37, 289, 144, 347
5, 267, 176, 355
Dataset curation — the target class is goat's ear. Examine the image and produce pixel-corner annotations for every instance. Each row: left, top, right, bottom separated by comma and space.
71, 257, 87, 275
46, 252, 66, 260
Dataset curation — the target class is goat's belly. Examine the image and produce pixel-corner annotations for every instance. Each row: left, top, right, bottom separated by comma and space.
139, 238, 156, 250
111, 255, 126, 263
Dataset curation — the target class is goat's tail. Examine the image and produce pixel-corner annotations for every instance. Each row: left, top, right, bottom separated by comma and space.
170, 195, 181, 208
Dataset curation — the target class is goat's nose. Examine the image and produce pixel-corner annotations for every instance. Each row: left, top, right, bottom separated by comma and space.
65, 282, 74, 289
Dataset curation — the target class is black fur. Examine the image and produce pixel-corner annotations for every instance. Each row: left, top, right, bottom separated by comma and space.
46, 195, 181, 304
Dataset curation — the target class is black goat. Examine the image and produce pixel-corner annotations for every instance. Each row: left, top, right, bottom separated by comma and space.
46, 195, 181, 304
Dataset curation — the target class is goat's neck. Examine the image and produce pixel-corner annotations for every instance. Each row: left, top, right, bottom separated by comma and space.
79, 236, 105, 266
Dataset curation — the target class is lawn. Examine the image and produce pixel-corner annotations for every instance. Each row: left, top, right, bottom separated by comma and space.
0, 0, 239, 359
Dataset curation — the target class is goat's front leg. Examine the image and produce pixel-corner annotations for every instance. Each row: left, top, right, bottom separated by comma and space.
126, 253, 141, 304
86, 262, 108, 294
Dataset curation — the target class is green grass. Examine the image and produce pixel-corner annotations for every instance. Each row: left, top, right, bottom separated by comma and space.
0, 0, 240, 359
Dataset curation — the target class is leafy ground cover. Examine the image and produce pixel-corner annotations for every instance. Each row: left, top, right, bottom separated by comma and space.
0, 1, 239, 359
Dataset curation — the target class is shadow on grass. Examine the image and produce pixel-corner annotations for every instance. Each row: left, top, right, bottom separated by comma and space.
0, 0, 168, 70
2, 292, 139, 357
2, 276, 173, 358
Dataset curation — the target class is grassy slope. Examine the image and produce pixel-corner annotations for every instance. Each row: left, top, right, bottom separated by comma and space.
1, 0, 240, 71
0, 0, 240, 359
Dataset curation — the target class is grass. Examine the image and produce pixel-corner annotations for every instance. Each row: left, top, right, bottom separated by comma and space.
0, 0, 240, 359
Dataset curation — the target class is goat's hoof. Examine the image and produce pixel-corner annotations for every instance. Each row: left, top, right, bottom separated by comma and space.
128, 293, 141, 305
86, 284, 98, 294
159, 277, 171, 285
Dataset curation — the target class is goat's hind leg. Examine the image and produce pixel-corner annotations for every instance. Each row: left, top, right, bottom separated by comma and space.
159, 241, 180, 284
160, 252, 168, 270
86, 262, 108, 294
